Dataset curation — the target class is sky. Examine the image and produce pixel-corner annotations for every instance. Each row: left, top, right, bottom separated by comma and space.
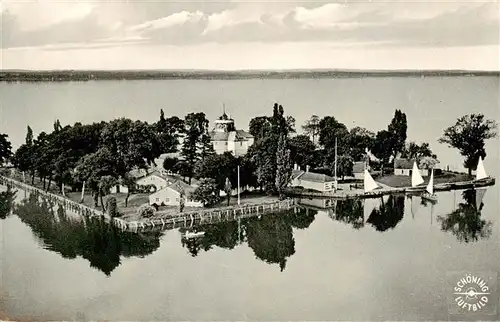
0, 0, 499, 70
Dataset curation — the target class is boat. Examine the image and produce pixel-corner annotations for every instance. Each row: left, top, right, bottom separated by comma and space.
421, 169, 438, 202
183, 231, 205, 239
364, 169, 380, 193
406, 161, 425, 192
475, 156, 489, 181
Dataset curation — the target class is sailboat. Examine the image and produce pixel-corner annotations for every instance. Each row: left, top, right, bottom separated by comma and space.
421, 169, 438, 201
407, 161, 425, 192
364, 169, 380, 194
475, 156, 488, 181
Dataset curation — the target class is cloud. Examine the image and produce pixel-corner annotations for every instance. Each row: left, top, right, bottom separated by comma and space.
0, 1, 498, 51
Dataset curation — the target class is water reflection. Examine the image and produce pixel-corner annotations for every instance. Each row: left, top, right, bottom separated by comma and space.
332, 199, 365, 229
181, 207, 317, 271
437, 189, 493, 243
366, 195, 405, 232
0, 187, 17, 219
13, 193, 163, 275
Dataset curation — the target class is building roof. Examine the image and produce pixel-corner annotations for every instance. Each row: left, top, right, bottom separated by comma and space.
291, 169, 336, 183
209, 130, 253, 141
394, 158, 415, 169
352, 161, 365, 173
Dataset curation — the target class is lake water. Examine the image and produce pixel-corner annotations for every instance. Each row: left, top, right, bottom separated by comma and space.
1, 76, 499, 320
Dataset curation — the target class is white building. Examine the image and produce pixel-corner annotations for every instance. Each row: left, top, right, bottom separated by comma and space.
149, 181, 203, 208
290, 168, 336, 192
209, 112, 254, 157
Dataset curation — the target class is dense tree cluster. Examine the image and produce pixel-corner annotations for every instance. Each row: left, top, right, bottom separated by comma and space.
4, 103, 496, 210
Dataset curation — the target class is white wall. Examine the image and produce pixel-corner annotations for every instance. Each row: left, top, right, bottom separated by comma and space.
291, 178, 334, 192
394, 169, 427, 176
149, 187, 203, 207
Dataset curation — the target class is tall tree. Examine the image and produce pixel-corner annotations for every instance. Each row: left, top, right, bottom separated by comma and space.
438, 114, 498, 175
387, 109, 407, 159
371, 130, 394, 174
302, 115, 321, 144
275, 135, 292, 200
0, 134, 12, 166
181, 112, 213, 184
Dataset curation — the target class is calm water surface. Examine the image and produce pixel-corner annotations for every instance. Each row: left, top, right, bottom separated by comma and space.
1, 77, 499, 320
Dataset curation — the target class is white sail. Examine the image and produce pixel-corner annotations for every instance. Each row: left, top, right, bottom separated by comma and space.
426, 169, 434, 194
476, 156, 488, 180
411, 162, 424, 187
364, 169, 379, 193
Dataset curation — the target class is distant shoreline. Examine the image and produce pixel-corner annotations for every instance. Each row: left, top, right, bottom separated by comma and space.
1, 69, 498, 82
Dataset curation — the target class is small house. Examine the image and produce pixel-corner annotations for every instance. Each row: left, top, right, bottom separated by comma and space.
149, 180, 203, 208
136, 171, 172, 192
394, 158, 426, 176
290, 168, 336, 192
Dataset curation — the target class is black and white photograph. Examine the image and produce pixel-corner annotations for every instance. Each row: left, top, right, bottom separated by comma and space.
0, 0, 499, 320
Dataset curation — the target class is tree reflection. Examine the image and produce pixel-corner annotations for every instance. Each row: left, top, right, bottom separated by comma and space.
366, 195, 405, 232
181, 208, 312, 272
0, 187, 16, 219
333, 199, 364, 229
437, 189, 492, 243
246, 212, 295, 272
13, 193, 163, 275
181, 220, 240, 257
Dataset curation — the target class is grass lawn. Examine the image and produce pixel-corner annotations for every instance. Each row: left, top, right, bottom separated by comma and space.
377, 172, 474, 188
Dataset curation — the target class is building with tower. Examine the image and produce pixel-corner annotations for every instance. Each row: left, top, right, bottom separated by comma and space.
209, 111, 254, 156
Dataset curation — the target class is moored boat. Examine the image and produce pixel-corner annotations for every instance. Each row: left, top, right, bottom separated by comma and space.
421, 169, 438, 202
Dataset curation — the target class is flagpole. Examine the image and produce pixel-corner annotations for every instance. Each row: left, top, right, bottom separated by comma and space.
334, 137, 338, 190
81, 181, 86, 204
237, 165, 240, 206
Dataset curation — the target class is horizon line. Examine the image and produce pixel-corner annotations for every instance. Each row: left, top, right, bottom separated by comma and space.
1, 68, 499, 73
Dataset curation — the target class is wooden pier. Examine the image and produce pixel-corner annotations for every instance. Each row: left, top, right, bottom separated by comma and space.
124, 199, 296, 233
286, 177, 496, 199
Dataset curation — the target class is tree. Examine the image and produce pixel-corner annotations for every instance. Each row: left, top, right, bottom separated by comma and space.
419, 156, 439, 170
347, 127, 375, 161
181, 112, 213, 184
191, 178, 221, 207
318, 116, 350, 167
224, 177, 232, 206
438, 114, 498, 175
162, 157, 179, 173
288, 135, 316, 170
302, 115, 321, 144
401, 142, 436, 161
275, 135, 292, 200
371, 130, 394, 173
0, 134, 12, 166
249, 116, 271, 140
334, 155, 354, 180
74, 147, 117, 208
387, 109, 407, 159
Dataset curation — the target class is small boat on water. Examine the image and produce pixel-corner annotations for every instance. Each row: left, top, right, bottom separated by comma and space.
474, 156, 489, 181
364, 169, 380, 194
406, 161, 425, 192
421, 169, 438, 202
183, 231, 205, 239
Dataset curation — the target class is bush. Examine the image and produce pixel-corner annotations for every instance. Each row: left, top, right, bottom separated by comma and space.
138, 204, 156, 218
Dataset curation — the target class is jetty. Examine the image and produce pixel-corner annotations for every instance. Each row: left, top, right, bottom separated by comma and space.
285, 177, 496, 199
